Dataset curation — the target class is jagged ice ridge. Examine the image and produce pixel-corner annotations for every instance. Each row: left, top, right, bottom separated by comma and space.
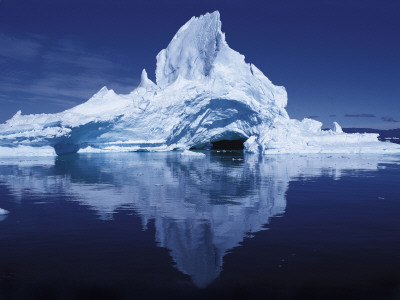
1, 11, 399, 156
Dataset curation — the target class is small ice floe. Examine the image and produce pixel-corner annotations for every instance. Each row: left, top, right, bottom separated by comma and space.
378, 197, 385, 200
154, 184, 163, 187
0, 208, 9, 215
232, 158, 244, 161
180, 150, 206, 158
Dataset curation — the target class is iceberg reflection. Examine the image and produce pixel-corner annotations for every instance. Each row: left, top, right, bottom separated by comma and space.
0, 153, 394, 287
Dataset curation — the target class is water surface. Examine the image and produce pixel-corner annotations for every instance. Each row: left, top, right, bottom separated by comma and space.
1, 152, 400, 299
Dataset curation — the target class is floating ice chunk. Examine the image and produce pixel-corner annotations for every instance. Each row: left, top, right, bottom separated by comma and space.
180, 150, 206, 158
0, 208, 9, 215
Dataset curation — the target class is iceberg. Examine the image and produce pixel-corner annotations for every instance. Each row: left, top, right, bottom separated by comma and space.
1, 11, 399, 156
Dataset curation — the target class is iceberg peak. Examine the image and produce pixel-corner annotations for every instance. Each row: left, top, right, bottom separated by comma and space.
9, 110, 22, 121
155, 11, 224, 87
93, 86, 109, 98
333, 122, 343, 133
13, 110, 22, 118
4, 110, 22, 127
138, 69, 157, 89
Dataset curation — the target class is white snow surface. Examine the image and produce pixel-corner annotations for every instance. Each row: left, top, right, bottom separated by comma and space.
1, 11, 399, 156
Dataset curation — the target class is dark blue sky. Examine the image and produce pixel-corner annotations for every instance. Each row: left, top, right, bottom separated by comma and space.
1, 0, 399, 128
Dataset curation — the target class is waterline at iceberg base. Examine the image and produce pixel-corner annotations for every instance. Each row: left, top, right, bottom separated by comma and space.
1, 11, 400, 156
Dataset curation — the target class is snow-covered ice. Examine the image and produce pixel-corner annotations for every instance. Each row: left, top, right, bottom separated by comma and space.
1, 11, 399, 156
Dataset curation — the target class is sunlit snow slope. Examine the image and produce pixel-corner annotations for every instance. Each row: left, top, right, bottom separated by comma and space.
1, 11, 399, 156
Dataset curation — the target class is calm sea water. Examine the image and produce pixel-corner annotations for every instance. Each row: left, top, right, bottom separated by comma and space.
0, 152, 400, 299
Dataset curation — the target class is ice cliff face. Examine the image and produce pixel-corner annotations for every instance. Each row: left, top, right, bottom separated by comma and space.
1, 11, 399, 156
